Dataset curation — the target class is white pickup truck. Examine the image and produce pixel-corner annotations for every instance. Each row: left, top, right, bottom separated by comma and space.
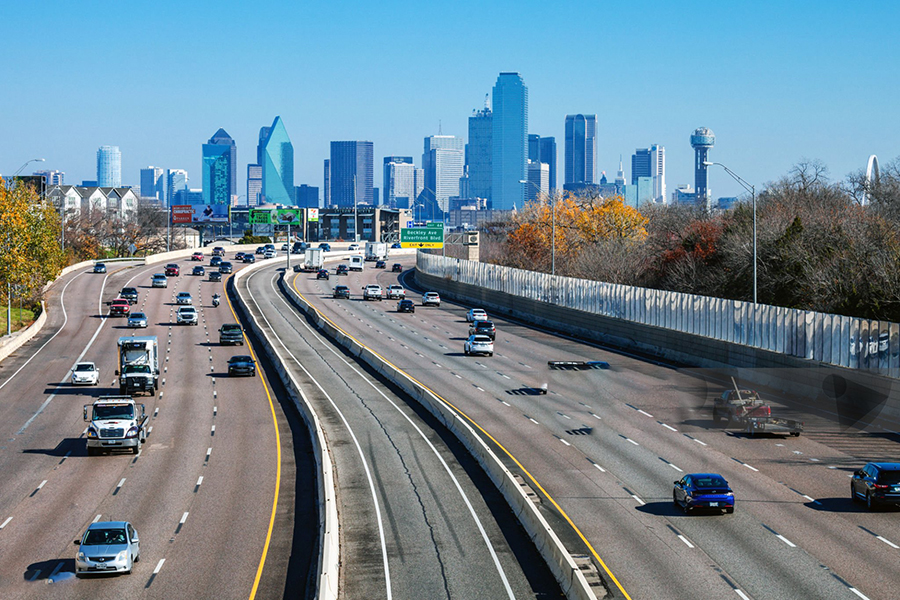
387, 285, 405, 299
363, 284, 384, 301
84, 396, 149, 455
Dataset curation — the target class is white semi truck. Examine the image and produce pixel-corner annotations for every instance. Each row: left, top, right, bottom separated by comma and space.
84, 396, 149, 455
364, 241, 387, 261
116, 336, 159, 396
303, 247, 324, 272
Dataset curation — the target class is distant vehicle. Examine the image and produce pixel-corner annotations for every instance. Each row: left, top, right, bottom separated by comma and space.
235, 252, 246, 261
365, 241, 387, 261
387, 285, 405, 299
397, 299, 415, 313
127, 312, 148, 328
332, 285, 351, 299
281, 243, 289, 251
83, 396, 149, 456
264, 249, 276, 259
192, 265, 205, 276
255, 246, 265, 255
210, 256, 223, 267
219, 323, 244, 345
120, 287, 138, 304
175, 292, 193, 305
151, 273, 168, 288
191, 252, 204, 261
292, 241, 308, 254
348, 243, 360, 251
466, 308, 488, 323
363, 284, 384, 301
109, 299, 130, 316
349, 255, 364, 271
218, 261, 233, 274
374, 260, 386, 269
673, 473, 735, 514
464, 334, 493, 356
319, 242, 331, 252
75, 521, 140, 576
228, 355, 256, 377
316, 269, 330, 280
212, 246, 225, 257
208, 271, 222, 282
93, 263, 107, 274
422, 292, 441, 307
851, 462, 900, 509
469, 320, 496, 340
336, 264, 349, 276
165, 263, 180, 277
242, 254, 256, 263
391, 242, 402, 249
176, 306, 198, 326
391, 263, 403, 273
71, 362, 99, 386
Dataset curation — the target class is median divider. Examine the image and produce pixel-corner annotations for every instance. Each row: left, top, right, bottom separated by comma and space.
278, 270, 603, 600
231, 259, 339, 600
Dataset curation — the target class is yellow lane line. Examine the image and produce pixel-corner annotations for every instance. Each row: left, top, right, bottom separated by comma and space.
290, 274, 632, 599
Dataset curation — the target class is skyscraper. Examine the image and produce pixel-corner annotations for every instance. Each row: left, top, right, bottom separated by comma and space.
323, 159, 331, 206
166, 169, 188, 206
140, 167, 164, 201
97, 145, 121, 187
423, 136, 464, 215
649, 144, 666, 204
564, 115, 597, 186
529, 135, 557, 193
632, 148, 651, 185
492, 73, 528, 210
467, 105, 492, 202
526, 160, 549, 202
247, 164, 262, 206
330, 141, 374, 207
296, 185, 319, 208
34, 169, 65, 186
384, 157, 421, 208
202, 128, 236, 206
691, 128, 715, 206
257, 116, 294, 204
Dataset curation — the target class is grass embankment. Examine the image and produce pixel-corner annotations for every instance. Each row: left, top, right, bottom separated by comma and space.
0, 306, 36, 336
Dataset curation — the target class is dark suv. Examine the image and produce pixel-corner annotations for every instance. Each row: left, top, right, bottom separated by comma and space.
333, 285, 350, 299
852, 462, 900, 509
218, 323, 244, 346
120, 287, 138, 304
469, 320, 496, 340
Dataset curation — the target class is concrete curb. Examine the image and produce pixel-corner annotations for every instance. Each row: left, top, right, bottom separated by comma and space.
231, 260, 340, 600
280, 270, 602, 600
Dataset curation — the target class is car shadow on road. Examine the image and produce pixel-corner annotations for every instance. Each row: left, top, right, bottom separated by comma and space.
22, 438, 87, 457
43, 384, 117, 396
636, 501, 684, 517
24, 558, 76, 582
807, 497, 900, 513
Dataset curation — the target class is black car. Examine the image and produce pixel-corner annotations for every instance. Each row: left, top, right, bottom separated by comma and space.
192, 265, 206, 276
375, 260, 386, 269
255, 246, 265, 255
391, 263, 403, 273
852, 462, 900, 509
210, 256, 223, 267
228, 355, 256, 377
119, 287, 138, 304
243, 254, 256, 263
93, 263, 107, 274
336, 264, 349, 275
235, 252, 246, 261
470, 320, 496, 340
397, 299, 415, 313
333, 285, 350, 299
219, 261, 233, 274
317, 269, 330, 280
208, 271, 223, 282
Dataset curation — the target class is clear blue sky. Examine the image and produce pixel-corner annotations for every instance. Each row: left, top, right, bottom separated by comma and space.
2, 0, 897, 200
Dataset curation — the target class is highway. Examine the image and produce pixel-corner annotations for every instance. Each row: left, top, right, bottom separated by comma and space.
238, 259, 561, 599
284, 254, 900, 600
0, 256, 306, 599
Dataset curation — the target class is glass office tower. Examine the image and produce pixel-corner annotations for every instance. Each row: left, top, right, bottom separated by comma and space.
491, 73, 528, 210
258, 116, 294, 204
97, 145, 121, 187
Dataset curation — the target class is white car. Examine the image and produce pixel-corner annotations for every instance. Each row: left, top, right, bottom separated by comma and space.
264, 249, 277, 259
348, 243, 360, 251
464, 335, 494, 357
466, 308, 488, 322
175, 292, 193, 305
75, 521, 140, 576
71, 362, 100, 385
387, 285, 405, 299
176, 306, 199, 325
422, 292, 441, 307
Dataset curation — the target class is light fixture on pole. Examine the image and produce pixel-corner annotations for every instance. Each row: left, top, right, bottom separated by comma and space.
704, 161, 756, 304
520, 179, 555, 275
13, 158, 44, 177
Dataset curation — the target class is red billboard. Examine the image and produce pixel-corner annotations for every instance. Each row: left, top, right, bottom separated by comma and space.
172, 205, 193, 224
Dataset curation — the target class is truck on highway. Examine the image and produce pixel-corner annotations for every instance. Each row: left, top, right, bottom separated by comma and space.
84, 395, 149, 455
365, 241, 387, 261
713, 385, 803, 436
300, 247, 324, 272
116, 336, 159, 396
349, 255, 364, 271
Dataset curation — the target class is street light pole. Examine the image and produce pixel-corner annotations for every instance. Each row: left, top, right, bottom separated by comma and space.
705, 161, 756, 303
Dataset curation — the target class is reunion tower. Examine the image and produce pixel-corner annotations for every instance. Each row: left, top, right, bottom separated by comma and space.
691, 127, 715, 205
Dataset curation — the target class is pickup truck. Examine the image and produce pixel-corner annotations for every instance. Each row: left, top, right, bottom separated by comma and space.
109, 299, 130, 316
84, 396, 148, 455
387, 285, 405, 299
363, 284, 384, 301
713, 388, 803, 436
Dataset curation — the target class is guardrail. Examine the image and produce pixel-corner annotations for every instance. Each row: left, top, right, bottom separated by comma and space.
418, 253, 900, 379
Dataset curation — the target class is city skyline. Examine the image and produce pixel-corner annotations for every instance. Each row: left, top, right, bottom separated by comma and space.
2, 2, 897, 202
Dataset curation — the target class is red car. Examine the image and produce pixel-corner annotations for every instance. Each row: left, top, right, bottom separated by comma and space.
109, 298, 130, 316
191, 252, 204, 261
165, 263, 180, 277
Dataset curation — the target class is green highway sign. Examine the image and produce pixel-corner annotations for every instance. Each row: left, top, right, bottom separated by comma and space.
401, 225, 444, 248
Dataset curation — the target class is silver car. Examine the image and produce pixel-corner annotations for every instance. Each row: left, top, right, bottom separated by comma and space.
464, 334, 494, 356
151, 274, 168, 288
127, 312, 148, 328
75, 521, 140, 576
176, 306, 199, 326
422, 292, 441, 307
71, 362, 99, 386
175, 292, 193, 305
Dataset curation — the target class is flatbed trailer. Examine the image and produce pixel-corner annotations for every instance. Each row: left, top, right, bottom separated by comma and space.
739, 416, 803, 437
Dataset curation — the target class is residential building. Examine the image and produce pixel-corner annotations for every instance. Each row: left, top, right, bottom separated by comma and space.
564, 114, 597, 186
258, 116, 294, 204
492, 72, 528, 210
34, 169, 64, 186
247, 164, 262, 206
97, 145, 121, 187
166, 169, 188, 206
140, 167, 164, 202
46, 184, 139, 221
329, 141, 374, 207
467, 105, 492, 202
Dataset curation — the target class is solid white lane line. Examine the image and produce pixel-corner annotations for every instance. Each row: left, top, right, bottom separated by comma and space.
0, 517, 12, 529
776, 534, 796, 547
153, 559, 165, 574
677, 534, 694, 548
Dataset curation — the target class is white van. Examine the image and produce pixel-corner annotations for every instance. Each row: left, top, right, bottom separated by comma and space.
349, 255, 364, 271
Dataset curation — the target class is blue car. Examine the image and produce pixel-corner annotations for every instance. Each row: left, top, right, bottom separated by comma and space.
673, 473, 734, 514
